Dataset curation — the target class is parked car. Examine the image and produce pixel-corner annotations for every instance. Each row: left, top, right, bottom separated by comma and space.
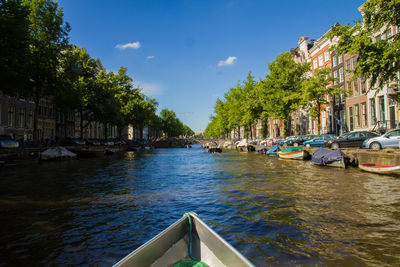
284, 135, 316, 147
324, 131, 378, 149
362, 129, 400, 150
0, 135, 19, 148
304, 134, 335, 148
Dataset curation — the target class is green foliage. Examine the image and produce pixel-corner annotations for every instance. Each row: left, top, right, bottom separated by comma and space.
329, 0, 400, 89
259, 52, 310, 137
301, 68, 345, 135
0, 0, 30, 94
22, 0, 71, 141
159, 109, 192, 137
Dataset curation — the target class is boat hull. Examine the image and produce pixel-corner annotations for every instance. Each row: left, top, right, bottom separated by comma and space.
359, 163, 400, 174
114, 212, 254, 267
278, 150, 309, 160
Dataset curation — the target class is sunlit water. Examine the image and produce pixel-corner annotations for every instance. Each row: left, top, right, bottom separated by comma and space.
0, 144, 399, 266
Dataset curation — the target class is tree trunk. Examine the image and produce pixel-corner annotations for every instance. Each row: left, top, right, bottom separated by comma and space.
317, 103, 322, 135
80, 109, 84, 138
33, 96, 40, 144
282, 119, 287, 138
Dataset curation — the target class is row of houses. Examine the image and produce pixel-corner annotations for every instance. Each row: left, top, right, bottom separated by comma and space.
0, 92, 151, 142
236, 8, 400, 140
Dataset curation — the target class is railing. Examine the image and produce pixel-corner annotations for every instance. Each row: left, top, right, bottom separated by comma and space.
371, 120, 399, 134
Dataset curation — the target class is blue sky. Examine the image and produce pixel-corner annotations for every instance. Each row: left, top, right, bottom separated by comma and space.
58, 0, 365, 132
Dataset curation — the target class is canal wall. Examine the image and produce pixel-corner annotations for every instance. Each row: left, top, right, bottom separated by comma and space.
197, 139, 400, 165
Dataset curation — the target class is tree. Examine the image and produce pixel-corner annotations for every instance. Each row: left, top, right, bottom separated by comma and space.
0, 0, 30, 94
240, 72, 261, 139
23, 0, 70, 142
329, 0, 400, 90
259, 52, 309, 137
160, 109, 186, 137
57, 45, 99, 137
301, 68, 344, 135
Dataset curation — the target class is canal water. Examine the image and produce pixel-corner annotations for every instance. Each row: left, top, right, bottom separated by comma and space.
0, 144, 399, 266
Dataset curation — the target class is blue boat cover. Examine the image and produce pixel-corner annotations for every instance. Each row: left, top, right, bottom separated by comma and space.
312, 147, 347, 165
267, 144, 278, 154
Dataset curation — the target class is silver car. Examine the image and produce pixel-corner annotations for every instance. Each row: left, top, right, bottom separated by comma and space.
362, 129, 400, 150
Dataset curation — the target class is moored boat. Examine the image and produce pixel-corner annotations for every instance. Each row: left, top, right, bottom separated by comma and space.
359, 163, 400, 174
311, 147, 350, 168
266, 144, 279, 156
114, 212, 254, 267
278, 147, 309, 160
40, 146, 77, 161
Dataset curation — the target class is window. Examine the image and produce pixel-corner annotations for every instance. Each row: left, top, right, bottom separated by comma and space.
324, 51, 330, 62
19, 108, 25, 128
332, 56, 337, 67
354, 80, 359, 95
313, 58, 318, 69
339, 67, 344, 83
346, 59, 351, 70
387, 130, 400, 137
375, 34, 382, 42
349, 106, 354, 131
8, 106, 15, 127
333, 71, 338, 85
361, 102, 367, 127
352, 57, 357, 69
387, 28, 392, 38
355, 104, 360, 126
318, 54, 323, 67
338, 55, 343, 64
348, 132, 360, 139
361, 80, 366, 94
28, 111, 33, 128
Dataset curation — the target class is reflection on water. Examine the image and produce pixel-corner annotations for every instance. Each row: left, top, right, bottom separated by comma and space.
0, 145, 399, 266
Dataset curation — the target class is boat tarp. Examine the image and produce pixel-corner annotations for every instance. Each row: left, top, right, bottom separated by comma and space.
267, 144, 278, 154
41, 147, 77, 160
312, 147, 346, 165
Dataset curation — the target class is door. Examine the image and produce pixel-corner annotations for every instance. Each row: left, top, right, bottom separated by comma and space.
390, 106, 396, 129
346, 132, 359, 147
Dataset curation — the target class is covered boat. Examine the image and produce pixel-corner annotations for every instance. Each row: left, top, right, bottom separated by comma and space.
114, 212, 254, 267
278, 147, 309, 160
359, 163, 400, 174
40, 147, 77, 161
311, 147, 350, 168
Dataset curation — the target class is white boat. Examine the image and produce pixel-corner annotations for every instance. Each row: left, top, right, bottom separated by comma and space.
359, 163, 400, 174
278, 147, 309, 160
114, 212, 254, 267
40, 147, 77, 161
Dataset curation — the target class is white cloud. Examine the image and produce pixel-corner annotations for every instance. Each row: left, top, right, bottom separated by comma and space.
115, 41, 141, 50
137, 81, 165, 97
146, 56, 155, 59
218, 56, 237, 67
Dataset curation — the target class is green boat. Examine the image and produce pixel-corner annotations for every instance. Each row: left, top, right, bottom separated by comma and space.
114, 212, 254, 267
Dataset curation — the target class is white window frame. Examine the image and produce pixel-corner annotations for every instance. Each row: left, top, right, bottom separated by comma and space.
338, 55, 343, 64
318, 54, 323, 67
332, 56, 337, 67
313, 58, 318, 69
333, 71, 338, 85
324, 51, 330, 62
339, 67, 344, 83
